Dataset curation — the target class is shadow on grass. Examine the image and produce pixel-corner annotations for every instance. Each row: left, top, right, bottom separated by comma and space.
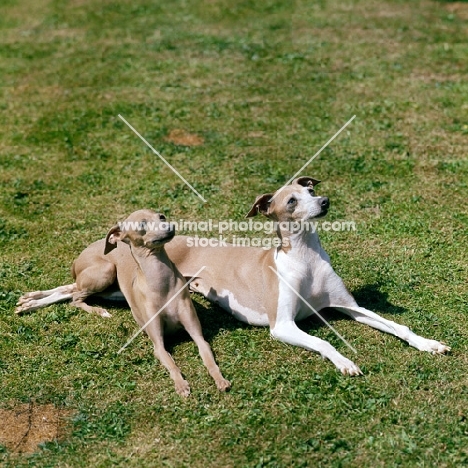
164, 297, 247, 351
298, 283, 407, 335
86, 283, 405, 353
58, 292, 243, 353
351, 283, 407, 316
164, 283, 406, 350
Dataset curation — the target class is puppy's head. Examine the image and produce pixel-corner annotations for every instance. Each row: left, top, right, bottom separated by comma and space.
104, 209, 175, 254
246, 176, 329, 222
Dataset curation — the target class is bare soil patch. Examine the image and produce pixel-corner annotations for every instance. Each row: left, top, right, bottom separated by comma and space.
0, 402, 74, 454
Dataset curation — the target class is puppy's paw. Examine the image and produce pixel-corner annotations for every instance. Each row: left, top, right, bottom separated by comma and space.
17, 291, 46, 303
175, 379, 191, 397
15, 299, 40, 314
91, 307, 112, 318
216, 378, 231, 392
14, 305, 26, 314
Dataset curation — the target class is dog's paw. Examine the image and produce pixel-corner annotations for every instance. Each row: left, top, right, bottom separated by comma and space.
216, 378, 231, 392
429, 341, 451, 354
421, 339, 451, 354
333, 357, 363, 376
340, 363, 363, 377
412, 337, 451, 354
175, 379, 191, 397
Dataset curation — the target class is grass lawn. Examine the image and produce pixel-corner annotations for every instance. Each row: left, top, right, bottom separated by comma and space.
0, 0, 467, 466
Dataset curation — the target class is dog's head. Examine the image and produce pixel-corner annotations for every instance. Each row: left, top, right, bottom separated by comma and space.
245, 176, 329, 222
104, 209, 175, 255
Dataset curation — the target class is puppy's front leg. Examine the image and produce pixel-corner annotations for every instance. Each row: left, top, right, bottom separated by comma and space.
178, 301, 231, 392
138, 309, 191, 397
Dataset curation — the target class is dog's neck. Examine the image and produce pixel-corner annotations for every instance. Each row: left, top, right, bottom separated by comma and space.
276, 224, 324, 260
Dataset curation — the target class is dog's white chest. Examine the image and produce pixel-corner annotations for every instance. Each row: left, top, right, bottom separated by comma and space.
274, 249, 330, 321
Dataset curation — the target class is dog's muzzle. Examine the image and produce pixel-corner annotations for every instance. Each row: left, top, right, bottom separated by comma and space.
148, 229, 175, 246
315, 197, 329, 217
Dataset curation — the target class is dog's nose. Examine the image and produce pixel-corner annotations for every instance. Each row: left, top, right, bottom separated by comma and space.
320, 197, 329, 209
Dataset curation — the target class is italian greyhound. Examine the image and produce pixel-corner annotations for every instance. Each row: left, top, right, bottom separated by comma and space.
16, 179, 450, 375
18, 209, 230, 396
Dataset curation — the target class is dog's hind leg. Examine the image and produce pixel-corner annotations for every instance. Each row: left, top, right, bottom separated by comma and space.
333, 304, 450, 354
71, 262, 117, 318
15, 284, 76, 314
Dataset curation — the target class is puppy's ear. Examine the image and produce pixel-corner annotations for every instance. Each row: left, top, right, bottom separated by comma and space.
292, 176, 320, 188
104, 225, 123, 255
245, 193, 273, 218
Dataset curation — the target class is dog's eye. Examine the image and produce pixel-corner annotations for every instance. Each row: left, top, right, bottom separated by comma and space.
308, 189, 315, 196
287, 197, 296, 205
159, 215, 166, 221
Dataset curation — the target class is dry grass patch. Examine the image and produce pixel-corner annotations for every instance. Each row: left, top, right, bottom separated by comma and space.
445, 1, 468, 20
165, 129, 204, 147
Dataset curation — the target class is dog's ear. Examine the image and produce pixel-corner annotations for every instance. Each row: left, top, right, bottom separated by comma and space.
104, 225, 123, 255
245, 193, 273, 218
292, 176, 321, 188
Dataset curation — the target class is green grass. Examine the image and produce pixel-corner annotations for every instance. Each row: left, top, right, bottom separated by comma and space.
0, 0, 467, 466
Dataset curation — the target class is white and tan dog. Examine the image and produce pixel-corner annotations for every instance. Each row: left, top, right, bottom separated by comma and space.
17, 209, 230, 396
16, 179, 450, 375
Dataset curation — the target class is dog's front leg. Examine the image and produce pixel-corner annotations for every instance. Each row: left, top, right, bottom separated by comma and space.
271, 321, 362, 376
272, 271, 362, 375
333, 305, 450, 354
